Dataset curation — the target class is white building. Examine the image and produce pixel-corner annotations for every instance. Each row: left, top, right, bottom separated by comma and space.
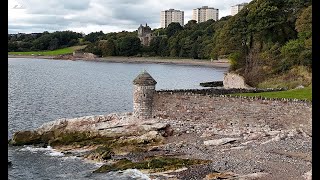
192, 6, 219, 23
160, 9, 184, 28
231, 3, 248, 16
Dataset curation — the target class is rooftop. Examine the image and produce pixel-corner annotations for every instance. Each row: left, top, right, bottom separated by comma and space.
133, 70, 157, 85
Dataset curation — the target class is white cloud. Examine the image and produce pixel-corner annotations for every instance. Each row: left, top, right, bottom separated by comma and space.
8, 0, 252, 34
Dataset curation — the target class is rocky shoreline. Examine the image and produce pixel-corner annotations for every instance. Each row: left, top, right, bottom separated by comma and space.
9, 112, 312, 180
8, 55, 230, 68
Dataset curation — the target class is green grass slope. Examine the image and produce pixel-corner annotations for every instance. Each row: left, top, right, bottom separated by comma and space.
230, 86, 312, 101
8, 45, 87, 56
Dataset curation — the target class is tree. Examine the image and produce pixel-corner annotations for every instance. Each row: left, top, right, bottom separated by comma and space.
158, 37, 169, 57
117, 36, 141, 56
48, 38, 59, 50
184, 20, 197, 30
166, 22, 183, 37
149, 37, 161, 55
99, 40, 117, 56
84, 31, 105, 43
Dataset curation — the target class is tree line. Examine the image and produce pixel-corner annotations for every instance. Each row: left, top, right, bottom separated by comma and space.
8, 0, 311, 87
8, 31, 83, 51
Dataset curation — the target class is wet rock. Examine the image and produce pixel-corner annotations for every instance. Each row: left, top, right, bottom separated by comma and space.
10, 130, 42, 146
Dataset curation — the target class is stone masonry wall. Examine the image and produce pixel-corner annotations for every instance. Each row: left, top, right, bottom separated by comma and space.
152, 91, 312, 133
133, 85, 155, 119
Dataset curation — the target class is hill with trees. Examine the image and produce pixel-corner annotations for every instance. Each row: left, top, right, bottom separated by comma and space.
8, 0, 311, 89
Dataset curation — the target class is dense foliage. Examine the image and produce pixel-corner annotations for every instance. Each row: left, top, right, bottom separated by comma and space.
8, 31, 83, 51
8, 0, 311, 88
211, 0, 312, 86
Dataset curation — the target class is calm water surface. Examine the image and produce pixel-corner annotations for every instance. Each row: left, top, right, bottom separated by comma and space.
8, 58, 227, 180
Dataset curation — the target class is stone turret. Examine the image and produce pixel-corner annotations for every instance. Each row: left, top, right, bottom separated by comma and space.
133, 70, 157, 119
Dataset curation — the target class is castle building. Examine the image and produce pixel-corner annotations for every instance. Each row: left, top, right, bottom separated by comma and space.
231, 3, 248, 16
133, 70, 157, 119
192, 6, 219, 23
137, 23, 154, 46
160, 9, 184, 28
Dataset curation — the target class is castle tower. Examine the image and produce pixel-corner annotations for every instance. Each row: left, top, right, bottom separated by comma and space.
133, 70, 157, 119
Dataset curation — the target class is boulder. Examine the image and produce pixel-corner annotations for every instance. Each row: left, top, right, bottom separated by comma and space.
223, 73, 251, 89
11, 113, 172, 146
10, 130, 42, 145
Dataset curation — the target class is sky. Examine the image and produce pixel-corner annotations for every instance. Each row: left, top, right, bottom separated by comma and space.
8, 0, 252, 34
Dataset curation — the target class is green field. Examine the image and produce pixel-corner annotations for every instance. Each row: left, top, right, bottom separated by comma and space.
8, 45, 87, 56
229, 86, 312, 101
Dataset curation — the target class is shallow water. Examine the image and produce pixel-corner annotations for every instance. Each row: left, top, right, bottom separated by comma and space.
8, 58, 227, 179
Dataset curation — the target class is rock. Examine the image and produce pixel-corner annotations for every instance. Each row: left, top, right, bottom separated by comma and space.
159, 124, 173, 137
223, 73, 251, 89
204, 138, 239, 146
241, 140, 254, 145
230, 146, 246, 150
10, 130, 42, 145
266, 130, 281, 136
137, 131, 160, 142
237, 172, 269, 180
204, 172, 235, 180
295, 85, 305, 89
302, 170, 312, 180
8, 161, 12, 167
260, 133, 286, 145
201, 131, 212, 138
148, 146, 162, 151
287, 129, 299, 137
244, 132, 266, 140
36, 118, 68, 134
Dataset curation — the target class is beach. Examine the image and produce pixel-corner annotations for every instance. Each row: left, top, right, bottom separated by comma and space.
8, 55, 230, 68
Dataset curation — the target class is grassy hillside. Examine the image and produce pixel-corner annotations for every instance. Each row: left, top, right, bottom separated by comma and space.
229, 86, 312, 101
8, 45, 87, 56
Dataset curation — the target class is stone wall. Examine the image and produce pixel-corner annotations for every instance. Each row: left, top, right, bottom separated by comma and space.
152, 91, 312, 133
133, 85, 156, 119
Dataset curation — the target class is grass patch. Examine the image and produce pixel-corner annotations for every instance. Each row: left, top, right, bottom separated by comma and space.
8, 45, 87, 56
94, 157, 211, 173
229, 86, 312, 101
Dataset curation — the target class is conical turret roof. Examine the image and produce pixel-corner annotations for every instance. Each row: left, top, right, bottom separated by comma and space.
133, 70, 157, 85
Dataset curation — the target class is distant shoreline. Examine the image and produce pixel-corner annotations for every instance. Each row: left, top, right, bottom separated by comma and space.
8, 55, 230, 68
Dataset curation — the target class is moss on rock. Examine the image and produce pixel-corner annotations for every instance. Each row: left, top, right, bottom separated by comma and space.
9, 130, 43, 146
93, 156, 211, 173
84, 145, 115, 161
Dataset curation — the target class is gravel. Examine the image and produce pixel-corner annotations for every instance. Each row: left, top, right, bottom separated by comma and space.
154, 118, 312, 180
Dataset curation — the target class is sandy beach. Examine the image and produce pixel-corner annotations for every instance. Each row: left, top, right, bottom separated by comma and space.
8, 55, 230, 68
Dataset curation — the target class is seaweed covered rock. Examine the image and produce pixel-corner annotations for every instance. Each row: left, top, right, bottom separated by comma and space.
9, 130, 42, 146
94, 156, 211, 173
